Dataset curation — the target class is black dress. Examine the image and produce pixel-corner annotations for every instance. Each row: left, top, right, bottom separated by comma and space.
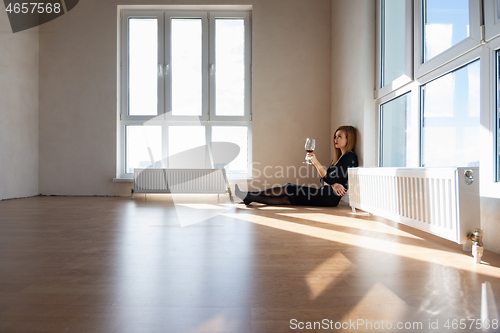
286, 152, 358, 207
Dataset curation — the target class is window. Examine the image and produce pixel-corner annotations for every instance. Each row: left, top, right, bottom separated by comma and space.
380, 93, 410, 167
119, 8, 252, 178
376, 0, 412, 97
420, 60, 480, 167
422, 0, 470, 62
377, 0, 500, 196
414, 0, 480, 77
484, 0, 500, 41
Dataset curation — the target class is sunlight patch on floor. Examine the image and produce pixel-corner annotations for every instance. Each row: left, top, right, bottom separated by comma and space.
306, 252, 351, 300
341, 282, 410, 324
223, 213, 500, 277
277, 213, 424, 239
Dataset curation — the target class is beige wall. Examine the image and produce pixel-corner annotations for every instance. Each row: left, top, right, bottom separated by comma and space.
0, 10, 39, 200
331, 0, 376, 167
37, 0, 332, 195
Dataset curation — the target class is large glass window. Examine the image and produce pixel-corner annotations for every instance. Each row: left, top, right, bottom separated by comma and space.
381, 0, 407, 87
420, 60, 480, 167
171, 18, 203, 116
422, 0, 470, 62
215, 19, 246, 116
212, 126, 248, 172
119, 10, 251, 178
128, 18, 158, 116
126, 126, 162, 173
380, 93, 410, 167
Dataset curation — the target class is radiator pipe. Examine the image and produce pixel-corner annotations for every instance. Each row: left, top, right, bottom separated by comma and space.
467, 228, 484, 264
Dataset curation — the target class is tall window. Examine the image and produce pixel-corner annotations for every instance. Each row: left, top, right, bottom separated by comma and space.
378, 0, 500, 196
381, 0, 407, 86
380, 93, 410, 167
420, 60, 480, 167
119, 9, 252, 178
377, 0, 412, 97
422, 0, 470, 62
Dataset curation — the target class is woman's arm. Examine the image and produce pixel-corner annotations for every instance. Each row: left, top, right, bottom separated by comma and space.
306, 153, 326, 178
308, 153, 346, 196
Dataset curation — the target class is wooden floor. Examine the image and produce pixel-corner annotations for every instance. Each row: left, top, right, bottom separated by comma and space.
0, 196, 499, 333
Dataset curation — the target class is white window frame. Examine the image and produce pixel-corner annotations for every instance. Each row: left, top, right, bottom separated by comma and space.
484, 0, 500, 41
417, 50, 481, 167
209, 12, 252, 122
414, 0, 481, 78
117, 7, 252, 179
376, 0, 413, 99
481, 36, 500, 197
377, 0, 500, 198
164, 11, 209, 122
377, 83, 420, 167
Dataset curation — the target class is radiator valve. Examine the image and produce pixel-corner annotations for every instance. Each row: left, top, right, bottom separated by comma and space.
467, 228, 484, 264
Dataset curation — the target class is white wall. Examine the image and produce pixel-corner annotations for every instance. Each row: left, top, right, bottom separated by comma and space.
0, 10, 39, 200
37, 0, 332, 195
331, 0, 376, 167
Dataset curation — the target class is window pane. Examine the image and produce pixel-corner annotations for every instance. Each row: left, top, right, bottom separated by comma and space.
215, 19, 245, 116
422, 60, 480, 167
380, 94, 409, 167
382, 0, 406, 87
126, 126, 162, 173
168, 126, 206, 168
171, 19, 202, 116
423, 0, 469, 62
128, 18, 158, 116
212, 126, 248, 172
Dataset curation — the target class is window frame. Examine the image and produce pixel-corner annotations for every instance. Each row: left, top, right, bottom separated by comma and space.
376, 0, 414, 99
417, 55, 481, 168
377, 83, 420, 167
377, 0, 500, 198
117, 7, 252, 179
484, 0, 500, 41
482, 36, 500, 195
209, 11, 252, 122
164, 11, 209, 122
414, 0, 481, 78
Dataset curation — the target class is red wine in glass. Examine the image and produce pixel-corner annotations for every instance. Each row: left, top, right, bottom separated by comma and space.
303, 138, 316, 165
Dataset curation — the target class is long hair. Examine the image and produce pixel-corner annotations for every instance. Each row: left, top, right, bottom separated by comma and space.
331, 125, 357, 166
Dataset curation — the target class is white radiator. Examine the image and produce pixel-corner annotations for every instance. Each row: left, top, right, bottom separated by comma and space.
133, 168, 232, 201
348, 167, 480, 244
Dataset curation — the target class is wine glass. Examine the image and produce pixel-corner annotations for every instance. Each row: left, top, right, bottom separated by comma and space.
303, 138, 316, 165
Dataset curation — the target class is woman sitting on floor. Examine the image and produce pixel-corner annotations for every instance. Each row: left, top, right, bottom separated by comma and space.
235, 125, 359, 207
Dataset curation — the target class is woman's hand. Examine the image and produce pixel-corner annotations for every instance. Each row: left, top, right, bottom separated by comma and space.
332, 183, 347, 196
306, 153, 320, 166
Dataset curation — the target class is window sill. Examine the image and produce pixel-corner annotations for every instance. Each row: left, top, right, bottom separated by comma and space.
113, 178, 133, 183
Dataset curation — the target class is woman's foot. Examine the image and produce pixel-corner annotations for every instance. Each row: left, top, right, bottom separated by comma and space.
235, 184, 252, 205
